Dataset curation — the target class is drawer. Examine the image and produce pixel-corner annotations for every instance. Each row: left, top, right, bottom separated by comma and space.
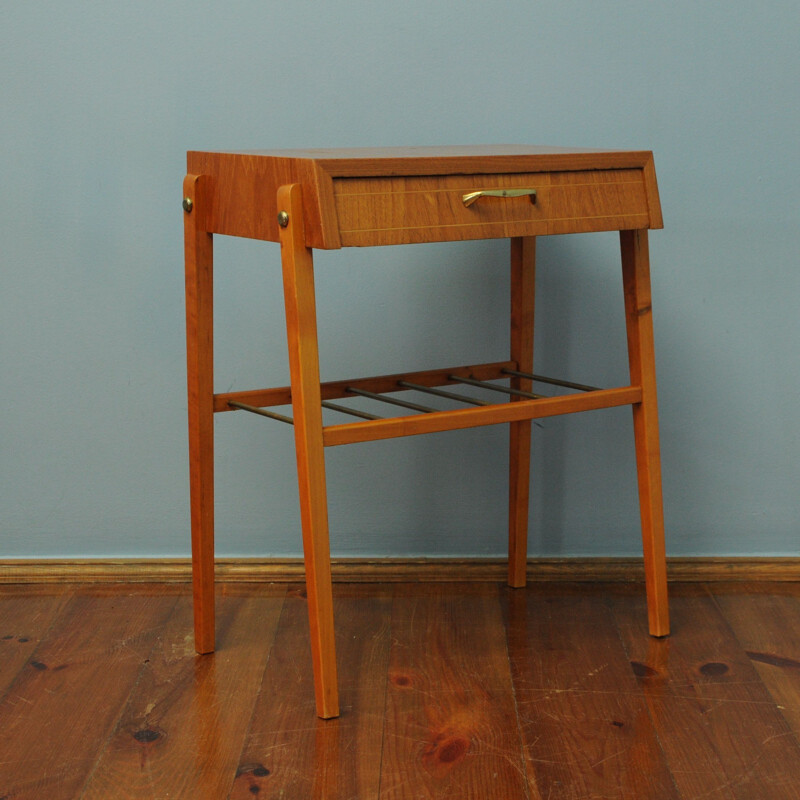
333, 169, 651, 246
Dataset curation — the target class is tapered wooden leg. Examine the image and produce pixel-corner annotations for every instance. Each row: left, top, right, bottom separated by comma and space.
278, 183, 339, 719
620, 229, 670, 637
508, 237, 536, 588
184, 174, 216, 654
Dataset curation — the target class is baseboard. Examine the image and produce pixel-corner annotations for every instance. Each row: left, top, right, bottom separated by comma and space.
0, 557, 799, 584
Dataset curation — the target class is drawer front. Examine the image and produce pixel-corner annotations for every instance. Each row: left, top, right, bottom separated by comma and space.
333, 170, 651, 246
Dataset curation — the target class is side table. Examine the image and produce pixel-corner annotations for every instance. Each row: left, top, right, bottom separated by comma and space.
183, 145, 669, 718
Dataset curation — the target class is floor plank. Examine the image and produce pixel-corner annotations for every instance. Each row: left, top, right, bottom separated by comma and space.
380, 583, 529, 800
0, 585, 72, 699
228, 584, 392, 800
1, 580, 799, 799
0, 587, 177, 799
78, 584, 285, 800
613, 583, 800, 799
712, 582, 800, 742
504, 584, 678, 799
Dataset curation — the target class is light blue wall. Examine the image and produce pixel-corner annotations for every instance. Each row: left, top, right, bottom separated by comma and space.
2, 1, 798, 558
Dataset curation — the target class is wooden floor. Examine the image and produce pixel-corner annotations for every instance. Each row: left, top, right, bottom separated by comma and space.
1, 581, 799, 798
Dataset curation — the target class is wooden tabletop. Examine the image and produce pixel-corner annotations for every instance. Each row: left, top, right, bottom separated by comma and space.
189, 144, 657, 176
185, 145, 661, 248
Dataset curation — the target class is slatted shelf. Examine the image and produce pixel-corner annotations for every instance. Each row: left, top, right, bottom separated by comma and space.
218, 361, 641, 447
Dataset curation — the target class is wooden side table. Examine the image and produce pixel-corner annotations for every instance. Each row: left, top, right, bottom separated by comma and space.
183, 145, 669, 719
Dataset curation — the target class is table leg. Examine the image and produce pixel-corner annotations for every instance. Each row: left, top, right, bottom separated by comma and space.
620, 229, 670, 637
278, 183, 340, 719
184, 174, 216, 654
508, 237, 536, 587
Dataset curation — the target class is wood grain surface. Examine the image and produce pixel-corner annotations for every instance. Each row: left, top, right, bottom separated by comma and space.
80, 586, 285, 800
186, 146, 662, 247
1, 581, 798, 798
614, 583, 800, 799
504, 585, 678, 798
333, 169, 650, 245
381, 583, 529, 799
229, 585, 391, 799
0, 587, 177, 799
713, 583, 800, 741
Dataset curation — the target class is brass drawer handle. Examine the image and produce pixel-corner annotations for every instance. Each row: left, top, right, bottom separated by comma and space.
462, 188, 537, 208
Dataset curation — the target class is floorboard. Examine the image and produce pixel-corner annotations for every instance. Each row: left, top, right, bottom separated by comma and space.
0, 585, 71, 699
712, 582, 800, 742
504, 584, 678, 799
0, 580, 797, 799
0, 587, 176, 800
228, 584, 391, 799
380, 583, 529, 799
79, 585, 285, 800
614, 583, 800, 799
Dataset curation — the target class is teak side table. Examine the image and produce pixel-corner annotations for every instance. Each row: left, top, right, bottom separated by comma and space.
183, 145, 669, 719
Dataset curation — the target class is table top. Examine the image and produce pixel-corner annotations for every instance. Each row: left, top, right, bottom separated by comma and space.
186, 145, 661, 248
189, 144, 657, 176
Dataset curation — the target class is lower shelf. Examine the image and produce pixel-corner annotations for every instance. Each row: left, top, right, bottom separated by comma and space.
322, 385, 641, 446
213, 359, 642, 446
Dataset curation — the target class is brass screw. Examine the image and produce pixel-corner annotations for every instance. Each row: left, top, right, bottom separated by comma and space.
182, 197, 193, 213
277, 211, 289, 228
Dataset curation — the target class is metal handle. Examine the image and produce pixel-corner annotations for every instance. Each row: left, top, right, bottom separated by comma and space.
462, 188, 537, 208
